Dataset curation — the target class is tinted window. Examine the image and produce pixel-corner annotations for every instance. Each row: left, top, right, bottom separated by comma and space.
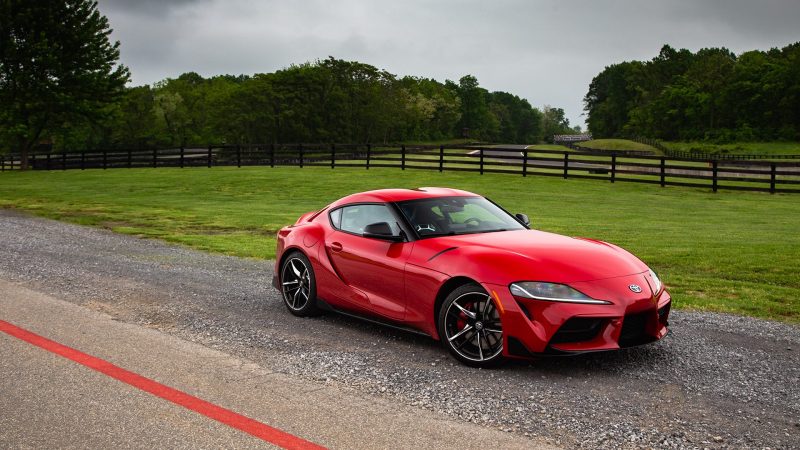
398, 196, 524, 237
339, 204, 400, 235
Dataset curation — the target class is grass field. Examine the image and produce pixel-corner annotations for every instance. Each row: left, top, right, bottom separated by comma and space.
1, 166, 798, 323
662, 141, 800, 156
577, 139, 661, 153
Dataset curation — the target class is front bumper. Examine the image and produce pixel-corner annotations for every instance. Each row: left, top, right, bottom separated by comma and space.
485, 273, 671, 358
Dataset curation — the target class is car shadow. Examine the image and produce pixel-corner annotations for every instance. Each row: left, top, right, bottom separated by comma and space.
310, 308, 673, 378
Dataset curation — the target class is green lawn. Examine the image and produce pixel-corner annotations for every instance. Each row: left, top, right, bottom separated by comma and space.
577, 139, 661, 153
1, 166, 798, 323
663, 141, 800, 156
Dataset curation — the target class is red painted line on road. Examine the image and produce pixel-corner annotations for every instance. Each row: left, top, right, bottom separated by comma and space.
0, 319, 326, 450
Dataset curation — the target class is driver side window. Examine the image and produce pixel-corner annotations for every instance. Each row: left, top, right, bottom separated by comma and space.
339, 204, 400, 236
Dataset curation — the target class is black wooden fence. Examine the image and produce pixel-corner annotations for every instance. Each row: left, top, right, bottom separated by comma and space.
2, 144, 799, 194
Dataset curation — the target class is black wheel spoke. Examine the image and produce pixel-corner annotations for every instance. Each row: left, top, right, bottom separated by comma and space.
282, 257, 312, 311
445, 291, 503, 363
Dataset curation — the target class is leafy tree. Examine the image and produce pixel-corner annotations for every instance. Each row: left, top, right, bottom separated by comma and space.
454, 75, 493, 139
0, 0, 129, 167
584, 42, 800, 142
114, 86, 157, 148
541, 106, 573, 142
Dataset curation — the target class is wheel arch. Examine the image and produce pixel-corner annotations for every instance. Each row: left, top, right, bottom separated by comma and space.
277, 246, 307, 281
433, 276, 481, 337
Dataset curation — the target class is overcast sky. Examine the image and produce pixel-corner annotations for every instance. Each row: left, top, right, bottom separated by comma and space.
99, 0, 800, 128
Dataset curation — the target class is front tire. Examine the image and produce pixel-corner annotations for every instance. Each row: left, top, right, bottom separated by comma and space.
438, 283, 505, 367
279, 251, 320, 316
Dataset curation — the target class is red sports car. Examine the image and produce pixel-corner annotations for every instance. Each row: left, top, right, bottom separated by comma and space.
273, 187, 670, 367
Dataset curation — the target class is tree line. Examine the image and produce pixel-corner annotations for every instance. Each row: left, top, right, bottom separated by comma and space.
62, 58, 576, 151
584, 43, 800, 142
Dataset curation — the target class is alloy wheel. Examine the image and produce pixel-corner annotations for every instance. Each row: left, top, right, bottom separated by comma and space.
444, 291, 503, 362
281, 257, 312, 311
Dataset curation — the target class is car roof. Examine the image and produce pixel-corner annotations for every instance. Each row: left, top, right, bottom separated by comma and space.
330, 187, 479, 206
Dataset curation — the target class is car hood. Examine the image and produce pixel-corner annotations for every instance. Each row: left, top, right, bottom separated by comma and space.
417, 229, 649, 284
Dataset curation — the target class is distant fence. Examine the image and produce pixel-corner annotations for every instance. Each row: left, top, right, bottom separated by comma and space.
2, 144, 799, 194
553, 134, 592, 143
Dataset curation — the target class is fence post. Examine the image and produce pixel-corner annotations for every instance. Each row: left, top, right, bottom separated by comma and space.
563, 153, 569, 179
438, 145, 444, 172
102, 150, 107, 169
331, 143, 336, 169
366, 144, 371, 170
270, 143, 275, 168
60, 151, 66, 170
712, 160, 718, 193
660, 157, 666, 187
81, 152, 86, 170
46, 153, 51, 170
127, 149, 132, 168
522, 150, 527, 177
401, 145, 406, 170
479, 147, 484, 175
152, 148, 157, 168
31, 154, 36, 170
180, 146, 185, 168
770, 163, 776, 194
1, 156, 4, 172
236, 145, 241, 168
207, 145, 212, 168
299, 144, 304, 168
610, 152, 616, 183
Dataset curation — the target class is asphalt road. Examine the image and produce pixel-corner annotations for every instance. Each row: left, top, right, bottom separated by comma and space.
1, 280, 538, 449
1, 210, 798, 449
469, 145, 608, 172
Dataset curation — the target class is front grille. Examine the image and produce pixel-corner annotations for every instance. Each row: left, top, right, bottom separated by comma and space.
550, 317, 603, 344
619, 312, 651, 347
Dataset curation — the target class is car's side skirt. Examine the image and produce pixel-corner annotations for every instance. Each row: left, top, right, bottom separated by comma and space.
316, 298, 432, 338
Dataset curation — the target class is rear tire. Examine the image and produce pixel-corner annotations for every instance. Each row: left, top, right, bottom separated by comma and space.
438, 283, 505, 368
279, 251, 320, 317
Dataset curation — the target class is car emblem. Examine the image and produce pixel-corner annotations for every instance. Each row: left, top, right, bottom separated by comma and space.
629, 284, 642, 293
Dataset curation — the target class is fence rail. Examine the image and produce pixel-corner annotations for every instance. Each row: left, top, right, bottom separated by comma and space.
2, 144, 799, 194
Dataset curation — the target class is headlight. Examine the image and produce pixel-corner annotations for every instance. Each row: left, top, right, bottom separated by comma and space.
509, 282, 611, 305
647, 269, 662, 295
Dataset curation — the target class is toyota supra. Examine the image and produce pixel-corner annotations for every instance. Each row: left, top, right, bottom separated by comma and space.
273, 188, 670, 367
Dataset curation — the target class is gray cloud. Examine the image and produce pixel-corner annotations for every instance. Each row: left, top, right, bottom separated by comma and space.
100, 0, 208, 16
98, 0, 800, 127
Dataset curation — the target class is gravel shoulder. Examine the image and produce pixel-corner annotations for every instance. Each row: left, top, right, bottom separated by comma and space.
0, 209, 798, 449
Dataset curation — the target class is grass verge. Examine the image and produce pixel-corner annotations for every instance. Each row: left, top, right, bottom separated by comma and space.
577, 139, 661, 153
0, 166, 797, 322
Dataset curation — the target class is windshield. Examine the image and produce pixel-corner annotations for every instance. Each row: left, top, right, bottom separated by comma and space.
397, 196, 525, 237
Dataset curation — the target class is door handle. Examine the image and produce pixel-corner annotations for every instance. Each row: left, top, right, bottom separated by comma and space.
330, 242, 343, 252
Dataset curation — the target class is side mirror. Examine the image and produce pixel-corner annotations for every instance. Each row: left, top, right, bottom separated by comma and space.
515, 213, 530, 227
363, 222, 404, 242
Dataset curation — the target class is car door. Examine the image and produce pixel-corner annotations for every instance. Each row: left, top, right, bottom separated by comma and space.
326, 203, 412, 320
